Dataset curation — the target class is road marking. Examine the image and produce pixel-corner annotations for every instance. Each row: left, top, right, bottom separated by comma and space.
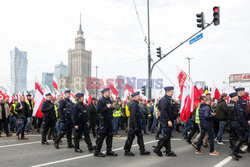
0, 141, 41, 148
213, 146, 247, 167
30, 140, 158, 167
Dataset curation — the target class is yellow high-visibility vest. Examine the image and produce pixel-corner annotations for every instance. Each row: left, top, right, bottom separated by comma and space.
26, 100, 34, 110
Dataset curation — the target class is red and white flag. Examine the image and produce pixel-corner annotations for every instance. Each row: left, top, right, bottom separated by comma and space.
33, 89, 45, 118
177, 67, 200, 122
125, 83, 134, 94
53, 76, 59, 90
110, 85, 119, 97
84, 88, 92, 106
212, 84, 221, 100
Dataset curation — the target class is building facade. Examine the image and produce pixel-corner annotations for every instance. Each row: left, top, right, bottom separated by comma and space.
116, 75, 125, 98
10, 47, 28, 93
54, 62, 68, 81
42, 72, 54, 91
59, 18, 92, 93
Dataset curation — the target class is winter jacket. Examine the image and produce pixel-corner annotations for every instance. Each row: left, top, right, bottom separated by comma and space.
199, 104, 214, 127
215, 98, 228, 121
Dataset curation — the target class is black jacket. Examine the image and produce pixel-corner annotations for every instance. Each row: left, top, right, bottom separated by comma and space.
87, 101, 98, 121
58, 98, 73, 121
96, 96, 114, 124
73, 102, 88, 126
15, 102, 29, 119
215, 98, 228, 121
129, 100, 142, 130
41, 100, 56, 120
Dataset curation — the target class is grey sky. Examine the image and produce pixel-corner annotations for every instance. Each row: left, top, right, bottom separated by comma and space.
0, 0, 249, 94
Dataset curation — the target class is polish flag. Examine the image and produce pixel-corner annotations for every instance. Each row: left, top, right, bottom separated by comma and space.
32, 89, 45, 118
125, 84, 134, 94
70, 92, 75, 102
35, 78, 44, 95
196, 82, 204, 95
110, 85, 119, 97
177, 67, 200, 122
212, 86, 221, 100
53, 76, 59, 90
84, 88, 92, 106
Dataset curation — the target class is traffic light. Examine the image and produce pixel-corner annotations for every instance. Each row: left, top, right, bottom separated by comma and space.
156, 47, 162, 58
213, 6, 220, 26
196, 12, 205, 29
142, 86, 146, 96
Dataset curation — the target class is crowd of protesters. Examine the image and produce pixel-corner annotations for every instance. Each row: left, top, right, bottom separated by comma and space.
0, 87, 249, 160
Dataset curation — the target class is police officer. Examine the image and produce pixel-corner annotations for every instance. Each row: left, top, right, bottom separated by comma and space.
235, 87, 248, 153
94, 88, 117, 157
41, 93, 57, 145
54, 90, 74, 149
227, 92, 248, 160
124, 91, 150, 156
73, 93, 96, 153
153, 86, 178, 157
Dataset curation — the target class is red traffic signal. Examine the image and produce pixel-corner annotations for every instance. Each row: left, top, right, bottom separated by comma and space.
213, 6, 220, 26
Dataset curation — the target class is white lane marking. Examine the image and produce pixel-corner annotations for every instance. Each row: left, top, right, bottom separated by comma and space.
30, 140, 158, 167
213, 146, 247, 167
0, 141, 41, 148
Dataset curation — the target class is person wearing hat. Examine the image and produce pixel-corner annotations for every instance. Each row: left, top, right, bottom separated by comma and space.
227, 92, 248, 160
124, 91, 150, 156
25, 93, 34, 134
153, 86, 178, 157
41, 93, 57, 145
94, 88, 117, 157
54, 90, 74, 149
72, 93, 96, 153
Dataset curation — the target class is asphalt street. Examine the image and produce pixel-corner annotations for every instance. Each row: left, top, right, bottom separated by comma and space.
0, 131, 249, 167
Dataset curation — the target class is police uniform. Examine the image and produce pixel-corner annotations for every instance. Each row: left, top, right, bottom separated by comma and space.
94, 88, 117, 157
228, 92, 248, 161
41, 93, 57, 145
154, 86, 177, 157
124, 92, 150, 156
73, 93, 95, 153
54, 90, 74, 149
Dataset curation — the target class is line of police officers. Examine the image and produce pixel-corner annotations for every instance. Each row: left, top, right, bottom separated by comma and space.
38, 86, 180, 157
39, 86, 249, 160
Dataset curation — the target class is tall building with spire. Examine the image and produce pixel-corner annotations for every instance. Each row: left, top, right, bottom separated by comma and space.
59, 15, 92, 93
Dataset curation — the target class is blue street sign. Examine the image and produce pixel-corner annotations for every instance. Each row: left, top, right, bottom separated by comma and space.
189, 33, 203, 45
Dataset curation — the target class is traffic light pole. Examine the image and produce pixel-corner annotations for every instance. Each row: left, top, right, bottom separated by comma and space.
147, 0, 152, 99
148, 21, 214, 99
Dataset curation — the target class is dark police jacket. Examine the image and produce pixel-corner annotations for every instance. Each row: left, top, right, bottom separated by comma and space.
129, 100, 142, 130
41, 100, 56, 120
58, 98, 73, 121
160, 95, 178, 126
96, 96, 114, 125
73, 102, 88, 126
227, 100, 247, 127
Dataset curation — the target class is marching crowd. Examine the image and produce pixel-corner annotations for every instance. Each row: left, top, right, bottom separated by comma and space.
0, 86, 250, 160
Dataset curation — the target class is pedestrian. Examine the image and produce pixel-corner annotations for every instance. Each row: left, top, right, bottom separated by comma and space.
153, 86, 178, 157
54, 90, 74, 149
88, 98, 98, 138
73, 93, 96, 153
113, 98, 122, 138
139, 99, 149, 135
246, 93, 250, 153
94, 88, 117, 157
195, 97, 219, 156
9, 99, 18, 133
124, 91, 150, 156
25, 94, 33, 134
16, 96, 29, 140
41, 93, 57, 145
215, 93, 228, 145
0, 97, 12, 137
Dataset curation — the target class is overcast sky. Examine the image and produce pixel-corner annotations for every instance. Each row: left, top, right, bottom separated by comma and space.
0, 0, 250, 94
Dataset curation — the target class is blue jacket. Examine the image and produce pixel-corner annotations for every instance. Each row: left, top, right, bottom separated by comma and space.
199, 104, 214, 127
